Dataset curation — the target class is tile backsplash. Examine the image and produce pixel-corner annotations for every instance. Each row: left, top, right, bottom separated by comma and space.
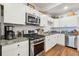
13, 25, 39, 35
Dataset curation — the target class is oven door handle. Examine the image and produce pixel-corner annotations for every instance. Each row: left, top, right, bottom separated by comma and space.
33, 41, 44, 45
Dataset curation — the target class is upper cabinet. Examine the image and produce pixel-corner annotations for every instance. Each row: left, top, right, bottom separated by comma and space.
53, 16, 79, 27
3, 3, 54, 26
4, 4, 26, 25
60, 16, 79, 27
25, 5, 54, 27
40, 14, 48, 26
40, 14, 53, 27
25, 6, 40, 16
53, 19, 60, 27
25, 6, 34, 14
47, 16, 53, 26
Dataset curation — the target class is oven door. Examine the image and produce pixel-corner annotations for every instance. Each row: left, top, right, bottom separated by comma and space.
34, 41, 44, 56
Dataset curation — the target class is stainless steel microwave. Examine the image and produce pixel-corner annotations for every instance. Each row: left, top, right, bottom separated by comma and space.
25, 13, 40, 26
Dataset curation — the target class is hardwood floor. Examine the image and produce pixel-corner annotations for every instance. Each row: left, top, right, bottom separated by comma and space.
44, 44, 79, 56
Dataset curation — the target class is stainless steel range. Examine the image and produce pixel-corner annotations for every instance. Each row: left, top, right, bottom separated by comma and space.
23, 30, 45, 56
29, 37, 45, 56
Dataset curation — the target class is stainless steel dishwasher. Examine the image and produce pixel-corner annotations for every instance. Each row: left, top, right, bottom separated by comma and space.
65, 35, 77, 49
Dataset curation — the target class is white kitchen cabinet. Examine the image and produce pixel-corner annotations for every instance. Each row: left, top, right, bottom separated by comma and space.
25, 6, 40, 16
45, 35, 56, 52
17, 41, 29, 56
40, 14, 53, 26
45, 34, 65, 52
25, 6, 35, 15
4, 3, 26, 24
25, 5, 54, 27
2, 40, 29, 56
45, 36, 51, 52
60, 16, 78, 27
47, 16, 53, 27
50, 35, 56, 47
2, 43, 18, 56
40, 15, 54, 32
53, 19, 60, 27
40, 14, 48, 26
56, 34, 65, 46
53, 16, 79, 27
33, 10, 40, 16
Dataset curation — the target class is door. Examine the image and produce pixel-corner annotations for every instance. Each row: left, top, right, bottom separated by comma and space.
2, 43, 18, 56
45, 36, 50, 52
4, 4, 25, 24
17, 41, 29, 56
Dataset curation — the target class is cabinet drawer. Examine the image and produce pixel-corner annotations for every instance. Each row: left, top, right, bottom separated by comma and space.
2, 43, 18, 52
17, 41, 29, 56
2, 41, 29, 56
17, 50, 28, 56
17, 41, 28, 47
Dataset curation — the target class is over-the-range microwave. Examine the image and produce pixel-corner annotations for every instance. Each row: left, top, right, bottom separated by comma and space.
25, 13, 40, 26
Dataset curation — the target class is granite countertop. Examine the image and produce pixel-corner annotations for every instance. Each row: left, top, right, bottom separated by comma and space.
0, 37, 29, 46
43, 32, 79, 36
42, 32, 62, 36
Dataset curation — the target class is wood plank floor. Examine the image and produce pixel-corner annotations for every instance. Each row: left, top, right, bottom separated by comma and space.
44, 44, 79, 56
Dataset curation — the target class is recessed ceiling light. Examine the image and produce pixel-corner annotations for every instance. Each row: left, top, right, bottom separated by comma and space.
64, 6, 68, 10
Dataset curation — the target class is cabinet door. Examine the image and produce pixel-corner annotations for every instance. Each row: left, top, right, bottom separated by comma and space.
25, 6, 35, 14
2, 43, 18, 56
45, 35, 56, 52
40, 15, 48, 26
60, 16, 78, 27
47, 16, 53, 27
17, 41, 29, 56
56, 34, 65, 46
4, 4, 25, 24
53, 19, 60, 27
51, 35, 57, 46
2, 40, 29, 56
45, 36, 51, 52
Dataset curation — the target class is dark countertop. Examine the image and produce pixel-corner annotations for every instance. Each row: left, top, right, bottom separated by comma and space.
0, 37, 29, 46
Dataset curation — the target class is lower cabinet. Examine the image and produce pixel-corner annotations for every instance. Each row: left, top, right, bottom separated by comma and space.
45, 36, 51, 52
1, 40, 29, 56
45, 35, 56, 52
45, 34, 65, 52
56, 34, 65, 46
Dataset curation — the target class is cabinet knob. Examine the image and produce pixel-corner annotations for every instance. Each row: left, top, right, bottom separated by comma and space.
17, 44, 20, 46
18, 53, 20, 56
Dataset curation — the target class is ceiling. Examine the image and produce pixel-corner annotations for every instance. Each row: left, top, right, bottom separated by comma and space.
30, 3, 79, 17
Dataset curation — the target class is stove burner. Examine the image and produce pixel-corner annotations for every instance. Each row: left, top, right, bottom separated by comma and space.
23, 34, 45, 40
